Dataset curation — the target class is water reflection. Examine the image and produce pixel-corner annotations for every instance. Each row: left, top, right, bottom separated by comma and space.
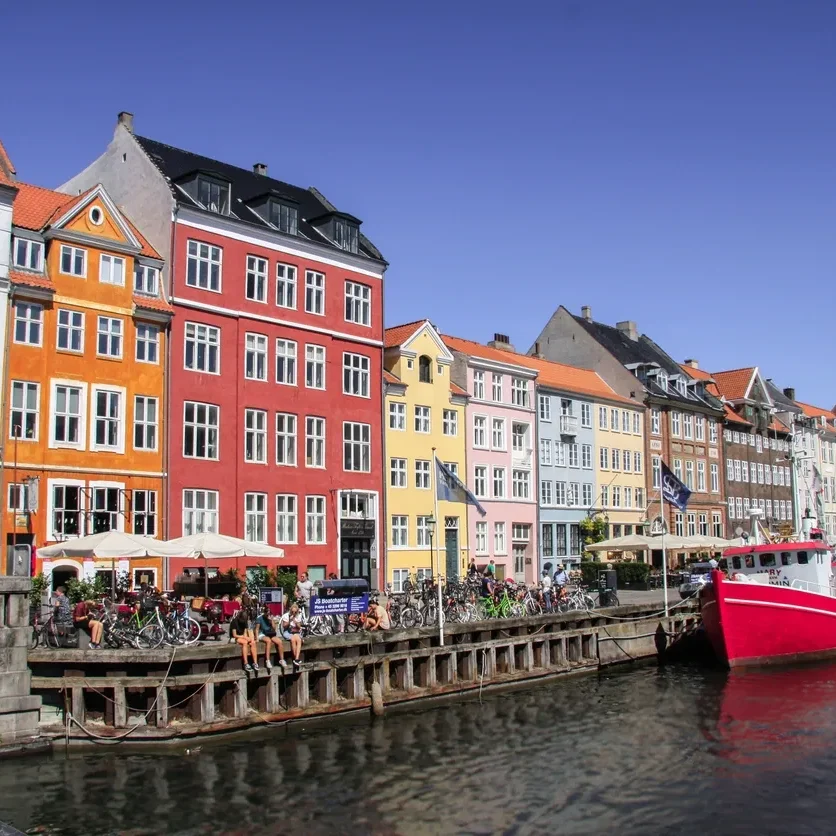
4, 664, 836, 834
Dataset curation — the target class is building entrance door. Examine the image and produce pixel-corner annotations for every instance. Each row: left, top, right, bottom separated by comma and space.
340, 538, 371, 584
444, 517, 459, 579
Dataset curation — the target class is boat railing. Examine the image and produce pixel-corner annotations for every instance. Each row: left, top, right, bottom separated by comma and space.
790, 578, 836, 598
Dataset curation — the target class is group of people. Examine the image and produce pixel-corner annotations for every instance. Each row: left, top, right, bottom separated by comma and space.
230, 602, 304, 673
467, 558, 572, 613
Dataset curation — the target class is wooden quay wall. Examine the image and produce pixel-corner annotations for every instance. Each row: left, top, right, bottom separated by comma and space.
28, 602, 698, 746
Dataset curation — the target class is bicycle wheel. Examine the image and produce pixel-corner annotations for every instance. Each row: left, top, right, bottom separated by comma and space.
309, 617, 330, 637
400, 607, 423, 629
137, 624, 164, 649
31, 626, 40, 649
184, 617, 201, 645
510, 602, 526, 619
526, 599, 543, 616
45, 622, 63, 649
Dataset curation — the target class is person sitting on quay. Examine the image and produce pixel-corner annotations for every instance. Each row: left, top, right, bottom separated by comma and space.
231, 608, 259, 672
280, 603, 304, 669
255, 605, 287, 672
366, 598, 391, 631
72, 599, 104, 648
52, 586, 73, 628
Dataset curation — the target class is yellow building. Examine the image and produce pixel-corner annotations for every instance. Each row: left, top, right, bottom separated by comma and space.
384, 321, 469, 590
594, 401, 647, 548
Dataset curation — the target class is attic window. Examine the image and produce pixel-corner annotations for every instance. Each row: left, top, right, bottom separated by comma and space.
269, 201, 298, 235
675, 378, 687, 396
89, 206, 103, 225
197, 177, 230, 215
334, 218, 359, 254
657, 371, 668, 391
419, 356, 432, 383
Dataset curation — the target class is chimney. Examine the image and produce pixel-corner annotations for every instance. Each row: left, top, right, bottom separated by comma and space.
487, 332, 516, 353
616, 320, 638, 341
531, 341, 544, 359
581, 305, 592, 321
253, 162, 268, 176
783, 387, 796, 402
683, 358, 699, 369
117, 111, 134, 133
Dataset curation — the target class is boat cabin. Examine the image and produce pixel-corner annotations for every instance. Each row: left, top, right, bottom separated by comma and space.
722, 542, 835, 596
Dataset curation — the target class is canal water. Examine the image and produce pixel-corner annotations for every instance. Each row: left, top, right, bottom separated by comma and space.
2, 661, 836, 835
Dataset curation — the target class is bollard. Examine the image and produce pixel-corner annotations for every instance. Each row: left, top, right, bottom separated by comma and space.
370, 681, 384, 718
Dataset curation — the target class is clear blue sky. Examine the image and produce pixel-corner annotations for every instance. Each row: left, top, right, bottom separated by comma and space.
4, 1, 834, 406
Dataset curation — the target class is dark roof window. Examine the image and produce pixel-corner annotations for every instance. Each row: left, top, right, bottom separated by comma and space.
334, 217, 359, 254
269, 200, 298, 235
197, 176, 230, 215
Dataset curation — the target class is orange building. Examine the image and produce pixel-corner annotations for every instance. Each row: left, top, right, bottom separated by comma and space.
4, 179, 171, 591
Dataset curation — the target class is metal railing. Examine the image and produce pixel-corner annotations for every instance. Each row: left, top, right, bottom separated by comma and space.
790, 578, 836, 598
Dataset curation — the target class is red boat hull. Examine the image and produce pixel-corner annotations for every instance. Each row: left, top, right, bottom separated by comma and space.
701, 570, 836, 668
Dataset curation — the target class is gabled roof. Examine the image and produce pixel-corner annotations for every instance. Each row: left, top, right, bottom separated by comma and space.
763, 379, 802, 414
0, 139, 16, 186
133, 135, 384, 263
679, 364, 722, 398
712, 367, 757, 401
385, 319, 454, 364
384, 320, 426, 348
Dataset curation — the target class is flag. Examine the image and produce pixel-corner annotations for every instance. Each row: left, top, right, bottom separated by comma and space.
661, 460, 691, 512
813, 464, 825, 521
435, 457, 487, 517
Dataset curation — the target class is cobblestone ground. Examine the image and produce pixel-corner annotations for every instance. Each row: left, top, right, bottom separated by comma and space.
617, 588, 687, 608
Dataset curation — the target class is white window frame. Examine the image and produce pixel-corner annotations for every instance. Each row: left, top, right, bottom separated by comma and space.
512, 469, 530, 500
244, 408, 268, 464
391, 516, 408, 549
442, 409, 458, 436
132, 489, 157, 536
275, 412, 298, 466
390, 457, 407, 488
305, 416, 325, 468
183, 401, 220, 460
99, 253, 125, 286
186, 240, 222, 293
511, 377, 529, 407
275, 339, 297, 386
415, 405, 431, 434
9, 380, 40, 441
244, 332, 268, 381
276, 263, 297, 309
389, 402, 406, 431
56, 309, 84, 354
135, 323, 159, 364
492, 466, 506, 499
494, 521, 507, 555
96, 316, 123, 359
245, 255, 268, 303
59, 245, 87, 278
182, 489, 219, 536
134, 263, 159, 296
305, 270, 325, 315
475, 521, 488, 555
345, 281, 371, 326
276, 494, 298, 544
415, 459, 431, 490
89, 385, 126, 453
13, 237, 43, 271
48, 478, 87, 541
305, 344, 326, 390
491, 417, 506, 450
244, 492, 268, 542
305, 496, 327, 544
184, 322, 220, 375
473, 465, 488, 498
581, 403, 592, 428
49, 379, 87, 450
472, 370, 485, 400
133, 395, 158, 452
473, 415, 488, 449
14, 302, 42, 347
343, 352, 370, 398
539, 395, 551, 422
343, 422, 371, 472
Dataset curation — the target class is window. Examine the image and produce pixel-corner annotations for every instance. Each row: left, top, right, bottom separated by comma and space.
741, 461, 749, 483
600, 447, 609, 469
415, 460, 431, 489
652, 456, 661, 489
13, 238, 43, 270
276, 495, 297, 543
555, 441, 566, 466
57, 309, 84, 352
511, 378, 529, 407
673, 458, 683, 480
244, 408, 267, 463
713, 514, 723, 538
624, 487, 633, 508
512, 423, 528, 453
580, 403, 592, 428
494, 522, 507, 554
473, 415, 487, 448
14, 302, 42, 346
52, 384, 83, 446
736, 497, 744, 519
343, 422, 371, 471
675, 513, 684, 537
695, 415, 705, 441
197, 177, 229, 214
611, 449, 620, 471
10, 381, 39, 440
474, 466, 488, 498
757, 463, 764, 484
245, 333, 268, 381
632, 413, 641, 434
244, 493, 267, 542
512, 470, 530, 499
345, 281, 371, 326
390, 458, 407, 488
183, 401, 219, 459
306, 416, 325, 467
90, 487, 121, 534
270, 201, 298, 234
182, 489, 218, 535
51, 484, 82, 539
583, 483, 593, 507
343, 353, 369, 397
93, 388, 122, 450
99, 254, 125, 286
134, 263, 159, 296
709, 420, 718, 445
416, 516, 432, 547
184, 322, 220, 373
414, 406, 431, 433
391, 515, 408, 547
245, 256, 268, 303
611, 486, 622, 508
582, 444, 592, 469
389, 402, 406, 431
671, 411, 681, 437
636, 487, 644, 509
688, 513, 697, 537
491, 418, 506, 449
727, 458, 735, 481
765, 463, 772, 485
305, 270, 325, 314
306, 496, 326, 544
611, 409, 620, 432
443, 409, 458, 436
599, 407, 608, 430
540, 439, 552, 466
334, 217, 359, 253
651, 408, 660, 435
473, 371, 485, 400
492, 373, 502, 402
475, 521, 488, 554
539, 395, 551, 421
683, 413, 694, 439
97, 316, 122, 358
492, 466, 506, 498
622, 410, 631, 432
541, 480, 553, 506
275, 413, 297, 466
710, 463, 719, 493
186, 241, 222, 292
134, 396, 158, 451
696, 460, 705, 492
633, 451, 642, 473
133, 490, 157, 536
60, 245, 86, 277
568, 482, 580, 506
276, 264, 297, 309
135, 324, 159, 364
275, 339, 297, 385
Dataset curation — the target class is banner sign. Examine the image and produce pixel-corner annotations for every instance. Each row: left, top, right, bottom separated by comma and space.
311, 594, 369, 616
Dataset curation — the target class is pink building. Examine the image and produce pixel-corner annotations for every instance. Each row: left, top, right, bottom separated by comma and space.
443, 334, 538, 582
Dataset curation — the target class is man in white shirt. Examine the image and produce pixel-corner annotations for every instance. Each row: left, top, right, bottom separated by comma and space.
295, 572, 314, 615
541, 569, 553, 612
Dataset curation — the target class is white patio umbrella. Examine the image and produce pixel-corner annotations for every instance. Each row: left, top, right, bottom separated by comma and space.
585, 533, 710, 553
163, 532, 284, 597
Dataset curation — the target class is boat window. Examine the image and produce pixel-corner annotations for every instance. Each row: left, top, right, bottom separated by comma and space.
731, 556, 741, 570
797, 551, 809, 565
759, 553, 776, 568
781, 552, 792, 566
744, 555, 755, 568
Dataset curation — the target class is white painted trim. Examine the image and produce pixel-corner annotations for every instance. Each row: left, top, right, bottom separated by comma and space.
466, 356, 538, 378
57, 244, 88, 279
726, 596, 836, 617
182, 399, 221, 462
47, 477, 87, 541
396, 322, 456, 365
52, 185, 143, 251
304, 494, 328, 546
89, 384, 127, 454
88, 479, 127, 533
176, 211, 385, 280
9, 379, 41, 443
48, 379, 88, 451
133, 394, 160, 453
181, 488, 220, 538
171, 295, 383, 348
7, 463, 165, 477
183, 320, 222, 376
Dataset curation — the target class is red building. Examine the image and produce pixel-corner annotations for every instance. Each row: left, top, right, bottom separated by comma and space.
62, 113, 387, 586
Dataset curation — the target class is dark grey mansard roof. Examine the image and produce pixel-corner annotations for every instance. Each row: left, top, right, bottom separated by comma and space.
572, 314, 724, 412
134, 135, 385, 263
764, 379, 802, 414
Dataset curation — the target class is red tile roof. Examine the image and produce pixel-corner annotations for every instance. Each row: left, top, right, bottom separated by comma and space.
723, 403, 751, 425
450, 381, 468, 397
383, 370, 402, 385
384, 320, 428, 348
12, 182, 79, 230
796, 400, 836, 434
133, 294, 173, 314
9, 269, 55, 292
678, 364, 722, 398
0, 139, 16, 185
711, 368, 755, 401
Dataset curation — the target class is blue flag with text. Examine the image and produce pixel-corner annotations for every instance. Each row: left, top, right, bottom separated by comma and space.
661, 460, 692, 512
435, 457, 487, 517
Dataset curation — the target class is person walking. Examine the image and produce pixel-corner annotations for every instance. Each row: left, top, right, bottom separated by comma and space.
541, 570, 553, 613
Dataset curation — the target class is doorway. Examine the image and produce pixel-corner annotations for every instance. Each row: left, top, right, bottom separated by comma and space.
51, 565, 78, 591
444, 517, 459, 579
340, 538, 371, 584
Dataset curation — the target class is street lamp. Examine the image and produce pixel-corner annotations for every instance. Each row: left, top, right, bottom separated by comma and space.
426, 516, 437, 574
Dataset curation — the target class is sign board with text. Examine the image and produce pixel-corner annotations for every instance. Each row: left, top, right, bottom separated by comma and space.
310, 594, 369, 616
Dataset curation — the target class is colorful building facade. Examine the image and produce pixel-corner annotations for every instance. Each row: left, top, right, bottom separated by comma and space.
3, 177, 169, 589
383, 321, 469, 589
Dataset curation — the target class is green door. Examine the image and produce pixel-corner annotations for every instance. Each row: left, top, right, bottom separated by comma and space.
445, 519, 459, 579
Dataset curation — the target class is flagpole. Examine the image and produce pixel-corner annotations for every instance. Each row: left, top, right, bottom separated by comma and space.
432, 449, 445, 647
661, 486, 669, 617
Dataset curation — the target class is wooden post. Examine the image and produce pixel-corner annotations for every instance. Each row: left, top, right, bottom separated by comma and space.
155, 685, 169, 728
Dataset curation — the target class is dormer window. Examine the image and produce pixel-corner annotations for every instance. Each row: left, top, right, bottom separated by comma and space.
134, 263, 160, 296
269, 201, 298, 235
197, 177, 230, 214
657, 370, 668, 391
675, 377, 687, 396
13, 238, 43, 271
334, 218, 359, 254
